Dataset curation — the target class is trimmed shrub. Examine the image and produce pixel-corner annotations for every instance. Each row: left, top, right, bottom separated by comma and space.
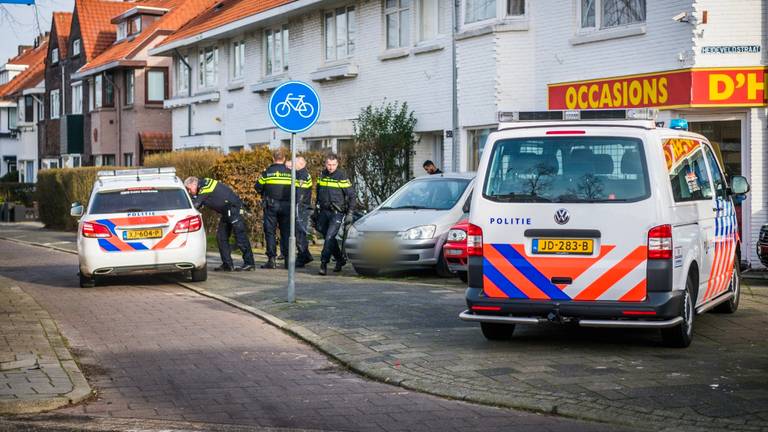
144, 149, 222, 180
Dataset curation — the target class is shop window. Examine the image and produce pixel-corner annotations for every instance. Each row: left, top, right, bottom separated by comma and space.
580, 0, 645, 30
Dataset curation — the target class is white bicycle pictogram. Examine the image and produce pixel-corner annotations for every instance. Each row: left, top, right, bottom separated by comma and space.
274, 93, 315, 119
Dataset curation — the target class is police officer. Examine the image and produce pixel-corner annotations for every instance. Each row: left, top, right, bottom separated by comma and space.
255, 148, 292, 269
286, 156, 314, 267
315, 153, 355, 276
184, 177, 255, 272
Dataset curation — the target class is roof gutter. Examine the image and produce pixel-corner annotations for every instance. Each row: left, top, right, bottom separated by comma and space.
149, 0, 323, 56
72, 59, 146, 80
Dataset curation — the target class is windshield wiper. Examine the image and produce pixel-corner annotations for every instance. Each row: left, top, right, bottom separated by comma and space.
381, 205, 432, 210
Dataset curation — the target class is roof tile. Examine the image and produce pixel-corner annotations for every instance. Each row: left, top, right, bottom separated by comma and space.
52, 12, 74, 58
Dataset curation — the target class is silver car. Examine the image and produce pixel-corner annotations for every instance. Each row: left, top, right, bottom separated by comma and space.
344, 172, 474, 277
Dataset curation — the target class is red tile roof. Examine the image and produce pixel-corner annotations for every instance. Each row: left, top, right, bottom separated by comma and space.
52, 12, 73, 58
78, 0, 218, 75
157, 0, 294, 49
75, 0, 139, 61
140, 131, 172, 151
0, 40, 49, 101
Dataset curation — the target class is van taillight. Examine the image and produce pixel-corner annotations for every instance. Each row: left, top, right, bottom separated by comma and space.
174, 215, 202, 234
648, 224, 672, 259
467, 224, 483, 256
82, 221, 112, 238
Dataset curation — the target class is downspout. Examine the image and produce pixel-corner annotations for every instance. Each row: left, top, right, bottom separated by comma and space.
174, 48, 192, 137
60, 61, 66, 165
103, 71, 122, 166
451, 0, 459, 172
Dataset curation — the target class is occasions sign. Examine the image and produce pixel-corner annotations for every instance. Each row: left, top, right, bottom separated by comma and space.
548, 67, 768, 110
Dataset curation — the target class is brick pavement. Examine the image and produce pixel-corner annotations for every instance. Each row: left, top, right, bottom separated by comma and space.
0, 277, 91, 414
0, 239, 626, 432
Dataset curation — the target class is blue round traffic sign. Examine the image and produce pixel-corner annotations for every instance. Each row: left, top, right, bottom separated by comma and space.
268, 81, 321, 133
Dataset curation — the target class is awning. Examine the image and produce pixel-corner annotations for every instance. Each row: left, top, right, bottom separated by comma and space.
139, 132, 172, 152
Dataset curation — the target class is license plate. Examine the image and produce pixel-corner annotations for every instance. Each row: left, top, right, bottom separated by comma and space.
446, 249, 463, 256
363, 238, 396, 261
123, 228, 163, 240
532, 238, 593, 255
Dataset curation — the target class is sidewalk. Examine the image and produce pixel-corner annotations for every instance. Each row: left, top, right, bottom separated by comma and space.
0, 276, 91, 414
3, 222, 768, 431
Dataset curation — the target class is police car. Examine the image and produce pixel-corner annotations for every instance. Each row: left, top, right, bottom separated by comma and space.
71, 168, 207, 288
459, 109, 750, 347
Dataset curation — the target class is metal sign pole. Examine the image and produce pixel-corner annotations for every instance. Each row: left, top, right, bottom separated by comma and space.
287, 132, 297, 303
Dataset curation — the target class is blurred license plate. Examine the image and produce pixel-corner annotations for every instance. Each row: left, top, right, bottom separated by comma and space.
446, 249, 463, 256
532, 238, 593, 255
123, 228, 163, 240
363, 238, 396, 260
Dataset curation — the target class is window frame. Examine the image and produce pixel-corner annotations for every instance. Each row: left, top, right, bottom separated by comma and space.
198, 45, 219, 89
577, 0, 646, 33
230, 39, 246, 81
668, 146, 714, 203
125, 69, 135, 105
175, 54, 190, 95
71, 81, 83, 114
129, 16, 142, 35
24, 95, 34, 122
94, 75, 102, 109
462, 0, 526, 26
51, 47, 59, 65
323, 6, 356, 62
145, 68, 168, 104
416, 0, 444, 43
264, 25, 289, 77
72, 39, 81, 57
385, 0, 412, 50
8, 106, 17, 130
102, 72, 115, 108
50, 89, 60, 119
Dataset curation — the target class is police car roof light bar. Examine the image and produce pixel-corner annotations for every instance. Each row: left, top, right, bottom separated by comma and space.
97, 167, 177, 183
498, 108, 658, 123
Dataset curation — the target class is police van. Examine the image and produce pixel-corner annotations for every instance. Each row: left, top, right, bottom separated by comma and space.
459, 109, 750, 347
71, 168, 208, 288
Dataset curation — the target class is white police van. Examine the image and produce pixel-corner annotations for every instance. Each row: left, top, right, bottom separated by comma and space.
459, 109, 750, 347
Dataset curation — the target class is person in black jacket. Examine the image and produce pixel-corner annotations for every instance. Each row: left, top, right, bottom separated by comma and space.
423, 160, 443, 175
315, 153, 355, 275
184, 177, 255, 272
286, 156, 314, 267
255, 148, 292, 269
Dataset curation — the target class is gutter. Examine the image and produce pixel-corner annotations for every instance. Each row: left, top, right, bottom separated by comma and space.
149, 0, 324, 55
72, 60, 146, 80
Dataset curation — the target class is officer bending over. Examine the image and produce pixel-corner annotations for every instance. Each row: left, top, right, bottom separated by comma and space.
316, 154, 355, 275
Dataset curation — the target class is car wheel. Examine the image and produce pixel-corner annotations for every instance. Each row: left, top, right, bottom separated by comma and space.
353, 265, 379, 277
79, 273, 95, 288
458, 271, 468, 283
480, 322, 514, 341
191, 264, 208, 282
714, 258, 740, 314
661, 274, 695, 348
435, 251, 454, 278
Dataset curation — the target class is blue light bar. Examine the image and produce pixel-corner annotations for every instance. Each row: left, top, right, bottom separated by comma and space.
670, 118, 689, 131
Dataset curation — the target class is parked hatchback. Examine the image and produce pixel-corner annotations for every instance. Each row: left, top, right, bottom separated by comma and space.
344, 173, 474, 277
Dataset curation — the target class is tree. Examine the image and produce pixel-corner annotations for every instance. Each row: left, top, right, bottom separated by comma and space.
347, 101, 417, 210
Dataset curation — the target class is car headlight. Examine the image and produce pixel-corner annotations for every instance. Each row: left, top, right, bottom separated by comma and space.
402, 225, 436, 240
347, 225, 359, 239
447, 229, 467, 242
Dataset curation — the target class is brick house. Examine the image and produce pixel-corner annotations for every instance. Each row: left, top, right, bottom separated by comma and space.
41, 12, 73, 170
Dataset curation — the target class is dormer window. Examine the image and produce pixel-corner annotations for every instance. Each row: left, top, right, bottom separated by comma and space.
72, 39, 81, 57
51, 48, 59, 64
113, 7, 167, 41
130, 16, 142, 35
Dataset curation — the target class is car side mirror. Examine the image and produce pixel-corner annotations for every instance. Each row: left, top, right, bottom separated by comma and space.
730, 176, 750, 195
70, 202, 84, 217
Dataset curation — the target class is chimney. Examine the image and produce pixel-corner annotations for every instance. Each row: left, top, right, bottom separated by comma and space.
17, 45, 33, 56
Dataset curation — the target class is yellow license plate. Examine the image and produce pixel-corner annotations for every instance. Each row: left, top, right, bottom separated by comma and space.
532, 238, 594, 255
123, 228, 163, 240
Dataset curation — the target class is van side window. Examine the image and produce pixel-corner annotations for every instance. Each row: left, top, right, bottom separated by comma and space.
669, 148, 713, 202
703, 146, 726, 198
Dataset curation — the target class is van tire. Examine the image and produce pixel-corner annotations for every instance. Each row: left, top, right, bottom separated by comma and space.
661, 275, 695, 348
481, 322, 514, 341
79, 273, 95, 288
435, 251, 453, 278
191, 264, 208, 282
714, 259, 740, 314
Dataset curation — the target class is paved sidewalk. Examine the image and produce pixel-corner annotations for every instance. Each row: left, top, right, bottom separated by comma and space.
0, 277, 91, 414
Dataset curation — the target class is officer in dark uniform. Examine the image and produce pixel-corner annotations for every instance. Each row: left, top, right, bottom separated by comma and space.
315, 153, 355, 275
184, 176, 255, 272
255, 148, 292, 269
287, 156, 314, 267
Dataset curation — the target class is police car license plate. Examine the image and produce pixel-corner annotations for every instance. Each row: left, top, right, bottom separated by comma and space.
123, 228, 163, 240
532, 238, 593, 255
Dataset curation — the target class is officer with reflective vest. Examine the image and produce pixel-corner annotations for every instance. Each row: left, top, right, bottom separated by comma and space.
286, 156, 314, 267
255, 148, 292, 269
184, 177, 255, 272
315, 153, 355, 275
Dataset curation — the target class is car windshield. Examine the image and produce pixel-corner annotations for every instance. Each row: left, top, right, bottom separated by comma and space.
381, 178, 470, 210
90, 188, 191, 214
483, 137, 649, 203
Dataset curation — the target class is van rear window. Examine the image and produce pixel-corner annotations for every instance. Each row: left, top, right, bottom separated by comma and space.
483, 137, 649, 203
90, 188, 191, 214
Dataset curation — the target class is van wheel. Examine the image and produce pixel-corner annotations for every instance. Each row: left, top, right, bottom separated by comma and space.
458, 271, 468, 283
714, 259, 740, 313
79, 273, 95, 288
661, 275, 695, 348
480, 322, 514, 341
191, 264, 208, 282
435, 251, 453, 278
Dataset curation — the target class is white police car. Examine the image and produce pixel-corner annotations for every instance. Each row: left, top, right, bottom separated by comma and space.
460, 109, 750, 347
71, 168, 207, 288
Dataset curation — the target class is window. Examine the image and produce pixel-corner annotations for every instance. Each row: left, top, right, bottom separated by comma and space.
8, 107, 17, 130
231, 40, 246, 80
24, 95, 33, 122
103, 72, 114, 107
382, 178, 471, 210
71, 82, 83, 114
125, 70, 134, 105
386, 0, 411, 49
507, 0, 524, 16
198, 46, 218, 88
117, 22, 128, 40
72, 39, 81, 57
129, 16, 142, 35
100, 154, 116, 166
146, 69, 167, 103
669, 148, 712, 202
90, 188, 191, 214
468, 128, 492, 170
324, 6, 356, 61
175, 55, 189, 95
72, 155, 81, 168
37, 97, 44, 120
465, 0, 495, 24
580, 0, 645, 30
94, 75, 102, 108
124, 153, 133, 166
418, 0, 446, 42
305, 138, 331, 151
703, 146, 726, 198
51, 48, 59, 64
50, 90, 60, 119
265, 26, 289, 76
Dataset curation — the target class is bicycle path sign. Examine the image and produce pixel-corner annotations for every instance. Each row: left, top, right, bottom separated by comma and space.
268, 81, 321, 133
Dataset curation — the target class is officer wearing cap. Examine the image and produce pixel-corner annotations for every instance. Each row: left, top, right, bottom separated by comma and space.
255, 148, 292, 269
184, 177, 255, 272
